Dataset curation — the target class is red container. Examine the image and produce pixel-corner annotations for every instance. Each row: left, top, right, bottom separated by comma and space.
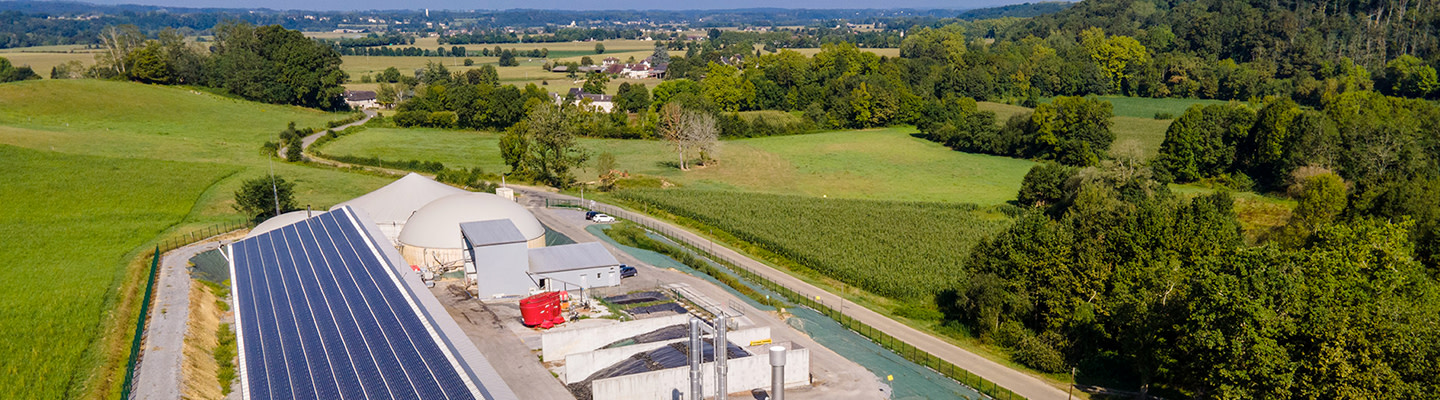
520, 292, 563, 327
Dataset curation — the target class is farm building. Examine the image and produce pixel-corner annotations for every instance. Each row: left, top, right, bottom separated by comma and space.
344, 90, 378, 109
245, 210, 314, 239
398, 192, 546, 271
249, 173, 621, 298
330, 172, 466, 243
461, 220, 621, 298
226, 206, 519, 400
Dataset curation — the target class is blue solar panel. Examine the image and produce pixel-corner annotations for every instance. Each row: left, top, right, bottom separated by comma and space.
231, 207, 479, 400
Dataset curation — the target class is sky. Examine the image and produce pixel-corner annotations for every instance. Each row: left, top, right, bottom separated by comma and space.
83, 0, 1036, 12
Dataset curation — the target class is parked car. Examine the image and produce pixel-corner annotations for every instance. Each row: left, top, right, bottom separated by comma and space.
585, 211, 599, 220
592, 213, 615, 223
619, 264, 637, 278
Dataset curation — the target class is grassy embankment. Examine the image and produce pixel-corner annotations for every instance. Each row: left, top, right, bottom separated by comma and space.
0, 79, 391, 399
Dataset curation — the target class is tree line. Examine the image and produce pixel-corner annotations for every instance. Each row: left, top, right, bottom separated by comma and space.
439, 27, 645, 45
948, 160, 1440, 398
63, 23, 348, 110
0, 56, 41, 83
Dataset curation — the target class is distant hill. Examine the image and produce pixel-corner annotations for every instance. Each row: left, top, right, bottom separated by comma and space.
955, 2, 1073, 20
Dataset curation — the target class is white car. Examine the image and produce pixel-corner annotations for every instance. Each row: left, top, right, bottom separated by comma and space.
591, 214, 615, 223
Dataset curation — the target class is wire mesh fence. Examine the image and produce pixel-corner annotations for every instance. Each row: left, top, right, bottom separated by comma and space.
559, 200, 1026, 400
119, 219, 254, 400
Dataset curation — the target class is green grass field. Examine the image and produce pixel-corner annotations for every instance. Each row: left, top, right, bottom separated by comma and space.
0, 145, 237, 399
1089, 95, 1229, 119
322, 126, 1036, 204
0, 79, 392, 398
981, 97, 1213, 160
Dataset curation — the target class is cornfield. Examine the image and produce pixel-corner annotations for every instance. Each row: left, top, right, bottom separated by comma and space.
614, 189, 1014, 300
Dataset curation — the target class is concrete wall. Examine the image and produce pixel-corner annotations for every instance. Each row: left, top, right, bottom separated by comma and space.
589, 343, 810, 400
467, 241, 533, 298
542, 314, 690, 361
564, 327, 772, 384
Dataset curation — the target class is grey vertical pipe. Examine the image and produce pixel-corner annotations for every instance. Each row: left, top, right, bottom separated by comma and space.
689, 318, 703, 400
769, 346, 787, 400
716, 316, 728, 400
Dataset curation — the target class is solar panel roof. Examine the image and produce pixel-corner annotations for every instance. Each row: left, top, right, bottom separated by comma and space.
228, 206, 513, 400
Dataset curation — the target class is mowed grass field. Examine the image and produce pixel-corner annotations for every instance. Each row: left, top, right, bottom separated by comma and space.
0, 50, 95, 77
0, 79, 392, 398
322, 126, 1036, 204
980, 96, 1224, 160
0, 145, 236, 399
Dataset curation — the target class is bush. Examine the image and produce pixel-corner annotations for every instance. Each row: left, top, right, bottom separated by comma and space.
1154, 111, 1175, 120
234, 175, 296, 222
215, 323, 237, 395
1011, 333, 1067, 373
436, 167, 499, 192
1017, 162, 1077, 207
392, 110, 429, 127
894, 303, 944, 321
429, 111, 458, 128
285, 142, 302, 161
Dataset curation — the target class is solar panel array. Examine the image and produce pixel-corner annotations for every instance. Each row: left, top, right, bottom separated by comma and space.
230, 207, 478, 400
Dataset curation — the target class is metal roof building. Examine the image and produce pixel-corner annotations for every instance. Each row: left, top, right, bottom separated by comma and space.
528, 242, 621, 292
460, 220, 622, 297
227, 206, 518, 400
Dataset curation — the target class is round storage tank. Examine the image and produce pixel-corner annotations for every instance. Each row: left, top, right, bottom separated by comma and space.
397, 192, 546, 270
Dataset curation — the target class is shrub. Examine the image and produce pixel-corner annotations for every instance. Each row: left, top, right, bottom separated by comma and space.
1154, 111, 1175, 119
894, 303, 944, 321
1012, 334, 1067, 372
429, 111, 459, 128
392, 110, 429, 127
285, 142, 303, 162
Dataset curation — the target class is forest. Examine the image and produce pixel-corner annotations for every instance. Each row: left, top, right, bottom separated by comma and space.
71, 23, 349, 109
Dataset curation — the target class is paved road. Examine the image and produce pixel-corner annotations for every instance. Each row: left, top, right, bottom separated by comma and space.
514, 188, 1071, 400
132, 240, 225, 400
276, 109, 376, 158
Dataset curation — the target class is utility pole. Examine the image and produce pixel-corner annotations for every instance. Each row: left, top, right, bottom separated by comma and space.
1068, 367, 1075, 400
269, 158, 280, 218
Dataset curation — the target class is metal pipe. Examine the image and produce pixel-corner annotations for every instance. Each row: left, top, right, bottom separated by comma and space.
690, 318, 703, 400
769, 345, 787, 400
716, 315, 728, 400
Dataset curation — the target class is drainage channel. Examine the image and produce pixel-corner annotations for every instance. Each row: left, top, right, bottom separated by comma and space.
587, 224, 987, 400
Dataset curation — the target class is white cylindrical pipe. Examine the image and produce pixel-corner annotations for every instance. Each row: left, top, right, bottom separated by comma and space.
769, 345, 787, 400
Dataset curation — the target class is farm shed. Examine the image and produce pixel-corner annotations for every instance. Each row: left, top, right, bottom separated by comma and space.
226, 206, 519, 400
460, 219, 533, 297
528, 241, 621, 292
246, 210, 314, 239
330, 172, 466, 244
461, 219, 622, 297
398, 192, 545, 271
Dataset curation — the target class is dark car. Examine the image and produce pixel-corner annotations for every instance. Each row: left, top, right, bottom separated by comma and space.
619, 264, 637, 278
585, 211, 600, 220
